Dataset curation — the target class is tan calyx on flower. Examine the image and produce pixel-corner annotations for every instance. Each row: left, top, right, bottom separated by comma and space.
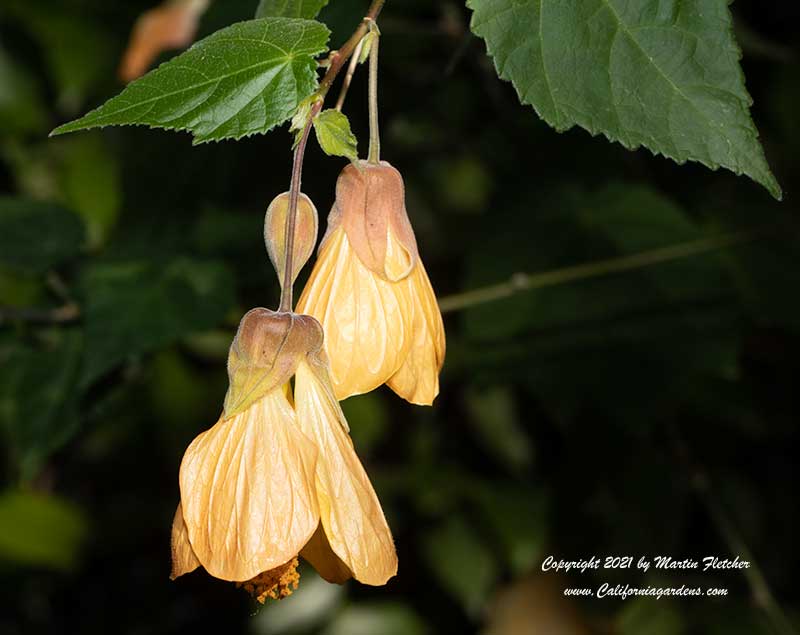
331, 161, 419, 282
297, 161, 445, 405
170, 308, 397, 596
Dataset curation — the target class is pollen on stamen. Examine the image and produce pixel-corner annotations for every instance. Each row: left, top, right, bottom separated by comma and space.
236, 557, 300, 604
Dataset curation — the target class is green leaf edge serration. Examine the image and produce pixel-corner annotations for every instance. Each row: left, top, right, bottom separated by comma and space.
50, 17, 330, 145
255, 0, 330, 19
466, 0, 783, 200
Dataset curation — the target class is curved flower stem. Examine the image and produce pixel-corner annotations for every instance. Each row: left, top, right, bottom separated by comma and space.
276, 0, 387, 312
367, 25, 381, 164
335, 37, 365, 112
279, 100, 321, 312
317, 0, 386, 98
437, 229, 764, 313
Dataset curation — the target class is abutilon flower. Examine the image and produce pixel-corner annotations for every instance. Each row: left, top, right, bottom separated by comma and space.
296, 160, 445, 405
170, 308, 397, 602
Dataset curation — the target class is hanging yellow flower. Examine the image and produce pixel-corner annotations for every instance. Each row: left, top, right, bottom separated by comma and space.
297, 161, 445, 405
170, 308, 397, 602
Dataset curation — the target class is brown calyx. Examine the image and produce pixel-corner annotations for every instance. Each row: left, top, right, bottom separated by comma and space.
330, 160, 419, 281
223, 308, 324, 418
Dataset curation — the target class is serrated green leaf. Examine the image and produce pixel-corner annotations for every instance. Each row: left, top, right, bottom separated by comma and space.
51, 18, 330, 144
313, 109, 358, 161
467, 0, 782, 199
0, 197, 84, 273
255, 0, 329, 19
0, 491, 87, 570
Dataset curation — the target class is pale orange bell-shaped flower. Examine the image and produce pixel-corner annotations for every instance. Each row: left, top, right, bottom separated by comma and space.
294, 352, 397, 585
170, 308, 397, 602
296, 160, 445, 405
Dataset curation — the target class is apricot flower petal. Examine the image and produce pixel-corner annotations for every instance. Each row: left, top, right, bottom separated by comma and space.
179, 389, 320, 581
294, 360, 398, 585
300, 523, 352, 584
387, 262, 446, 405
296, 227, 413, 400
170, 502, 200, 580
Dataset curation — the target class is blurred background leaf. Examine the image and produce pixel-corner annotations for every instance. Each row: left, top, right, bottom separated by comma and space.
0, 1, 798, 634
322, 602, 427, 635
424, 516, 499, 616
0, 198, 84, 273
0, 329, 83, 481
79, 257, 235, 384
0, 490, 87, 569
617, 600, 685, 635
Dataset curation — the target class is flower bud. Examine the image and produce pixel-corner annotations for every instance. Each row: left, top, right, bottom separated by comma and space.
264, 192, 319, 287
223, 308, 323, 418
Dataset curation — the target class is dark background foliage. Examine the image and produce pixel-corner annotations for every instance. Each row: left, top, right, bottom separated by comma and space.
1, 0, 798, 633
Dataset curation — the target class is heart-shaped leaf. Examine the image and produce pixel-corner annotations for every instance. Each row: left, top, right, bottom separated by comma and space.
51, 18, 329, 144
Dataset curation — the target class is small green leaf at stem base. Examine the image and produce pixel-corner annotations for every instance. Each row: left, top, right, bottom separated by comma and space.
50, 18, 330, 144
358, 29, 379, 64
313, 109, 359, 162
290, 94, 319, 148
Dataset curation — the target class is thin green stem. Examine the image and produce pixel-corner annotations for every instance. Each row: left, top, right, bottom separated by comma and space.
367, 26, 381, 164
438, 229, 761, 313
278, 101, 320, 312
335, 36, 365, 112
317, 0, 386, 98
275, 0, 386, 311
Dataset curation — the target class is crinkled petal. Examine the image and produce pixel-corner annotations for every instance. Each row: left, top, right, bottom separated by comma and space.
170, 502, 200, 580
387, 262, 446, 405
297, 227, 413, 400
294, 361, 397, 585
300, 523, 352, 584
179, 389, 320, 581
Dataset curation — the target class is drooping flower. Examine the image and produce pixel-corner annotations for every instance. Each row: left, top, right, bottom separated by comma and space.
296, 160, 445, 405
170, 308, 397, 601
